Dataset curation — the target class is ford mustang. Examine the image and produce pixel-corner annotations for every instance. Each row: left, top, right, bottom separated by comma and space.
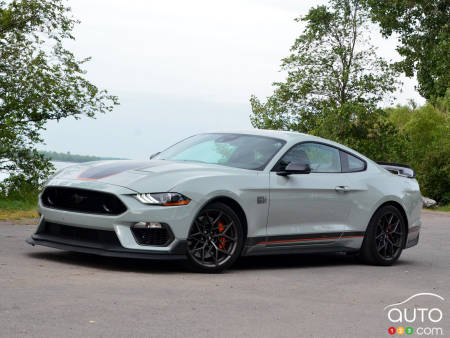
27, 130, 422, 272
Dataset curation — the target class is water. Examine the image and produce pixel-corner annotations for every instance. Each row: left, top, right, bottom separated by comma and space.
0, 161, 76, 182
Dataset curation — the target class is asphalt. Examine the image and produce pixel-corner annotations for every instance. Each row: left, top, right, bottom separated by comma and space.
0, 211, 449, 338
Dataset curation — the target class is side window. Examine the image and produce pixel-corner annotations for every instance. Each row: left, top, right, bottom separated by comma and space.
277, 143, 341, 173
340, 151, 365, 172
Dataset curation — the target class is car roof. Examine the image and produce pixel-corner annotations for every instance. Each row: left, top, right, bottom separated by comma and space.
208, 129, 311, 141
209, 129, 348, 146
208, 129, 373, 163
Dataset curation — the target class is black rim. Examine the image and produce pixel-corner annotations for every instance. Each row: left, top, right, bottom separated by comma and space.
187, 208, 238, 268
375, 213, 403, 259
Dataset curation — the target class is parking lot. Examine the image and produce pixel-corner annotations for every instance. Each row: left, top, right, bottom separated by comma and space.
0, 211, 449, 338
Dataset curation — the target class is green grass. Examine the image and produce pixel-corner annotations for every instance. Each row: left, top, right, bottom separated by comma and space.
425, 204, 450, 212
0, 198, 39, 220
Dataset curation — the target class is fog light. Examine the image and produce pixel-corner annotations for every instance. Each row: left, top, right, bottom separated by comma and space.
133, 221, 162, 229
131, 221, 174, 246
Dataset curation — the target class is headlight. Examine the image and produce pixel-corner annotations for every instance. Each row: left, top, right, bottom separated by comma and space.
134, 192, 191, 206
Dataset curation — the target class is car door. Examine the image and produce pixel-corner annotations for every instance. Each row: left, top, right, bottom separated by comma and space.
266, 142, 353, 244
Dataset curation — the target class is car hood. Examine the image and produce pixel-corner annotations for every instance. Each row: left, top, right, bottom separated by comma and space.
51, 160, 248, 193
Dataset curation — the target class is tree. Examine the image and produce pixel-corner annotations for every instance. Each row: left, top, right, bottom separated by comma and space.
0, 0, 118, 198
250, 0, 402, 160
387, 93, 450, 204
363, 0, 449, 100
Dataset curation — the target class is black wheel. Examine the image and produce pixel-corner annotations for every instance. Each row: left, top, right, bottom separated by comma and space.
359, 205, 406, 266
185, 202, 244, 273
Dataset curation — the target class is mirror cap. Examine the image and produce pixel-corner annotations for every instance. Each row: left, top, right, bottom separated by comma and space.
277, 162, 311, 176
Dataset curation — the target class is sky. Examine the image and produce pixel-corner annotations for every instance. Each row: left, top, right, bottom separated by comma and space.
41, 0, 425, 159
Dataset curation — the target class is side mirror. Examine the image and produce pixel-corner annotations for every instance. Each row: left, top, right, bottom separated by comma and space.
277, 162, 311, 176
149, 152, 160, 160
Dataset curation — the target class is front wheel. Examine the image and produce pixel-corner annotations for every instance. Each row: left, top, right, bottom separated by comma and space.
359, 205, 406, 266
185, 202, 244, 273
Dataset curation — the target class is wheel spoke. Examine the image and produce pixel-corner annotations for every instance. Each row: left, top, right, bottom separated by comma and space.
193, 220, 201, 229
204, 211, 213, 225
377, 241, 386, 252
201, 244, 207, 263
214, 245, 219, 266
210, 241, 220, 264
189, 231, 203, 238
389, 220, 400, 234
206, 243, 214, 258
217, 247, 231, 256
388, 240, 394, 257
191, 242, 204, 252
221, 223, 234, 234
387, 214, 394, 226
211, 211, 223, 226
213, 233, 236, 241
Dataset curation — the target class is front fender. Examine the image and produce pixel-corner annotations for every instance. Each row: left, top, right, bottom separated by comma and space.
170, 173, 270, 238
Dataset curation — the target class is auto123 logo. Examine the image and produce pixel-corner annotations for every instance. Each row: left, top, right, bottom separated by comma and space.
384, 293, 445, 336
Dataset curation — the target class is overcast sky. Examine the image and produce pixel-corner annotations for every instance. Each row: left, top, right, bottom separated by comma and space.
41, 0, 425, 159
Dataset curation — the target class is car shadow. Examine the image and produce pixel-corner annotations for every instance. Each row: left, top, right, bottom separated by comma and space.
235, 252, 357, 270
26, 251, 186, 273
26, 249, 414, 274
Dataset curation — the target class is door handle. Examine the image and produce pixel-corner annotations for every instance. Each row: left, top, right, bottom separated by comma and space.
335, 185, 349, 192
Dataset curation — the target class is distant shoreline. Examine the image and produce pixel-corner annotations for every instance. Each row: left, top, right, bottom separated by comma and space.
40, 150, 126, 163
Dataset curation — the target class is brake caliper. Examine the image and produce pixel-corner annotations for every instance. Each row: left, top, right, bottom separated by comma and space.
218, 221, 226, 249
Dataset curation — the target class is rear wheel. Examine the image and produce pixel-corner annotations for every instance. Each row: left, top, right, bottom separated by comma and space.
360, 205, 406, 266
185, 202, 244, 273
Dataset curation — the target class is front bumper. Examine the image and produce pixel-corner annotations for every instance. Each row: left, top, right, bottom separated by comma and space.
28, 180, 199, 259
27, 232, 187, 260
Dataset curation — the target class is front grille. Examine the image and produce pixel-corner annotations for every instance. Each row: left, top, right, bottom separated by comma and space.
41, 222, 122, 247
131, 225, 174, 246
41, 187, 127, 215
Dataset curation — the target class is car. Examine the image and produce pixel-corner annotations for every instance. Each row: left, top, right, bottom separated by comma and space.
27, 130, 422, 272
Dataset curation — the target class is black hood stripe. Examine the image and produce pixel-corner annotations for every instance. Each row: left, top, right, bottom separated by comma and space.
78, 161, 152, 180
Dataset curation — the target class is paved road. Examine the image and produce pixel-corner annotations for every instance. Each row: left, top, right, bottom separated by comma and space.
0, 212, 449, 338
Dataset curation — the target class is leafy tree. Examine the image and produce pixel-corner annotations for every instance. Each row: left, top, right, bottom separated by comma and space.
387, 95, 450, 204
0, 0, 118, 198
250, 0, 402, 160
363, 0, 449, 100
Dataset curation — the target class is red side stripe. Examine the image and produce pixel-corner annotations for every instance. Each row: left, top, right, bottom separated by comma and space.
259, 235, 363, 245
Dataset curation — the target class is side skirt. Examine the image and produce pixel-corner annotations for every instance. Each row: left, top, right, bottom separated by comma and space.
242, 231, 365, 256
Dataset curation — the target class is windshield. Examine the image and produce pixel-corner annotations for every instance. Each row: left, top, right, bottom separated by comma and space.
154, 133, 286, 170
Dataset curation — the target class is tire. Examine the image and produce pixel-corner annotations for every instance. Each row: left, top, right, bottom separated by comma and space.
359, 205, 406, 266
185, 202, 244, 273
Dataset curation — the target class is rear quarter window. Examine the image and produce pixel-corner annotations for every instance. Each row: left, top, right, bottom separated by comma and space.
340, 151, 366, 172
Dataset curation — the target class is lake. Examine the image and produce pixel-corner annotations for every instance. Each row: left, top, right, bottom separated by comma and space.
0, 161, 77, 183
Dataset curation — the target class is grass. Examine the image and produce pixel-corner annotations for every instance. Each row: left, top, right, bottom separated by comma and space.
0, 199, 39, 221
425, 204, 450, 212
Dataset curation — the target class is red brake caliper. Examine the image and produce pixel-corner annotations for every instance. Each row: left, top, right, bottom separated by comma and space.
218, 221, 226, 249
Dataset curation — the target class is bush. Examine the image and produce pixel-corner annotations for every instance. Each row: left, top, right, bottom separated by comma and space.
0, 174, 41, 205
387, 96, 450, 204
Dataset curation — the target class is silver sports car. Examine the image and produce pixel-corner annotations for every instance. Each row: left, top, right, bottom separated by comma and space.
27, 130, 422, 272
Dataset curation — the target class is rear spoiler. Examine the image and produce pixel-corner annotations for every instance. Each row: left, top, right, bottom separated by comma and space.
377, 162, 416, 178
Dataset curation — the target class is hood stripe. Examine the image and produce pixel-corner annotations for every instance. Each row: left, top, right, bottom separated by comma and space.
78, 161, 152, 180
